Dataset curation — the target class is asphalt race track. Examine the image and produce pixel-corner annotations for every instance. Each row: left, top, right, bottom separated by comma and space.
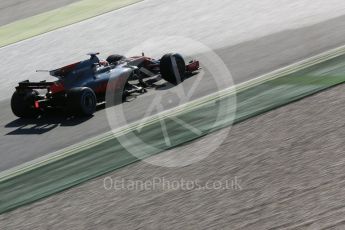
2, 0, 345, 229
1, 0, 345, 172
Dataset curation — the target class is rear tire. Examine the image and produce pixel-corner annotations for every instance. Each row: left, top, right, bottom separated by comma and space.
160, 53, 186, 85
11, 90, 39, 119
66, 87, 97, 116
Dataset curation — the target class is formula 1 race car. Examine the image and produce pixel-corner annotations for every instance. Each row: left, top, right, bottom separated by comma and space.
11, 52, 200, 118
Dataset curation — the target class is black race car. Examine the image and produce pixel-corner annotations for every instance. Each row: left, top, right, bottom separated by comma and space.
11, 52, 200, 118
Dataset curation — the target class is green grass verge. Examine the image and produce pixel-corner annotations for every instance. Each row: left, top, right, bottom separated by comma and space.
0, 0, 142, 48
1, 53, 345, 214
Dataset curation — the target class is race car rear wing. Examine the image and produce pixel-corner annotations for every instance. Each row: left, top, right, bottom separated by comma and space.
16, 80, 65, 94
16, 80, 55, 90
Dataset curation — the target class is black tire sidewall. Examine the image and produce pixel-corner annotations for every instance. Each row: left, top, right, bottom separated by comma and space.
11, 90, 39, 118
160, 53, 186, 85
80, 89, 96, 115
67, 87, 96, 116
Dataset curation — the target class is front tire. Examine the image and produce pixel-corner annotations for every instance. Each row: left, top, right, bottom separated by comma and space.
66, 87, 97, 116
11, 90, 39, 118
160, 53, 186, 85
